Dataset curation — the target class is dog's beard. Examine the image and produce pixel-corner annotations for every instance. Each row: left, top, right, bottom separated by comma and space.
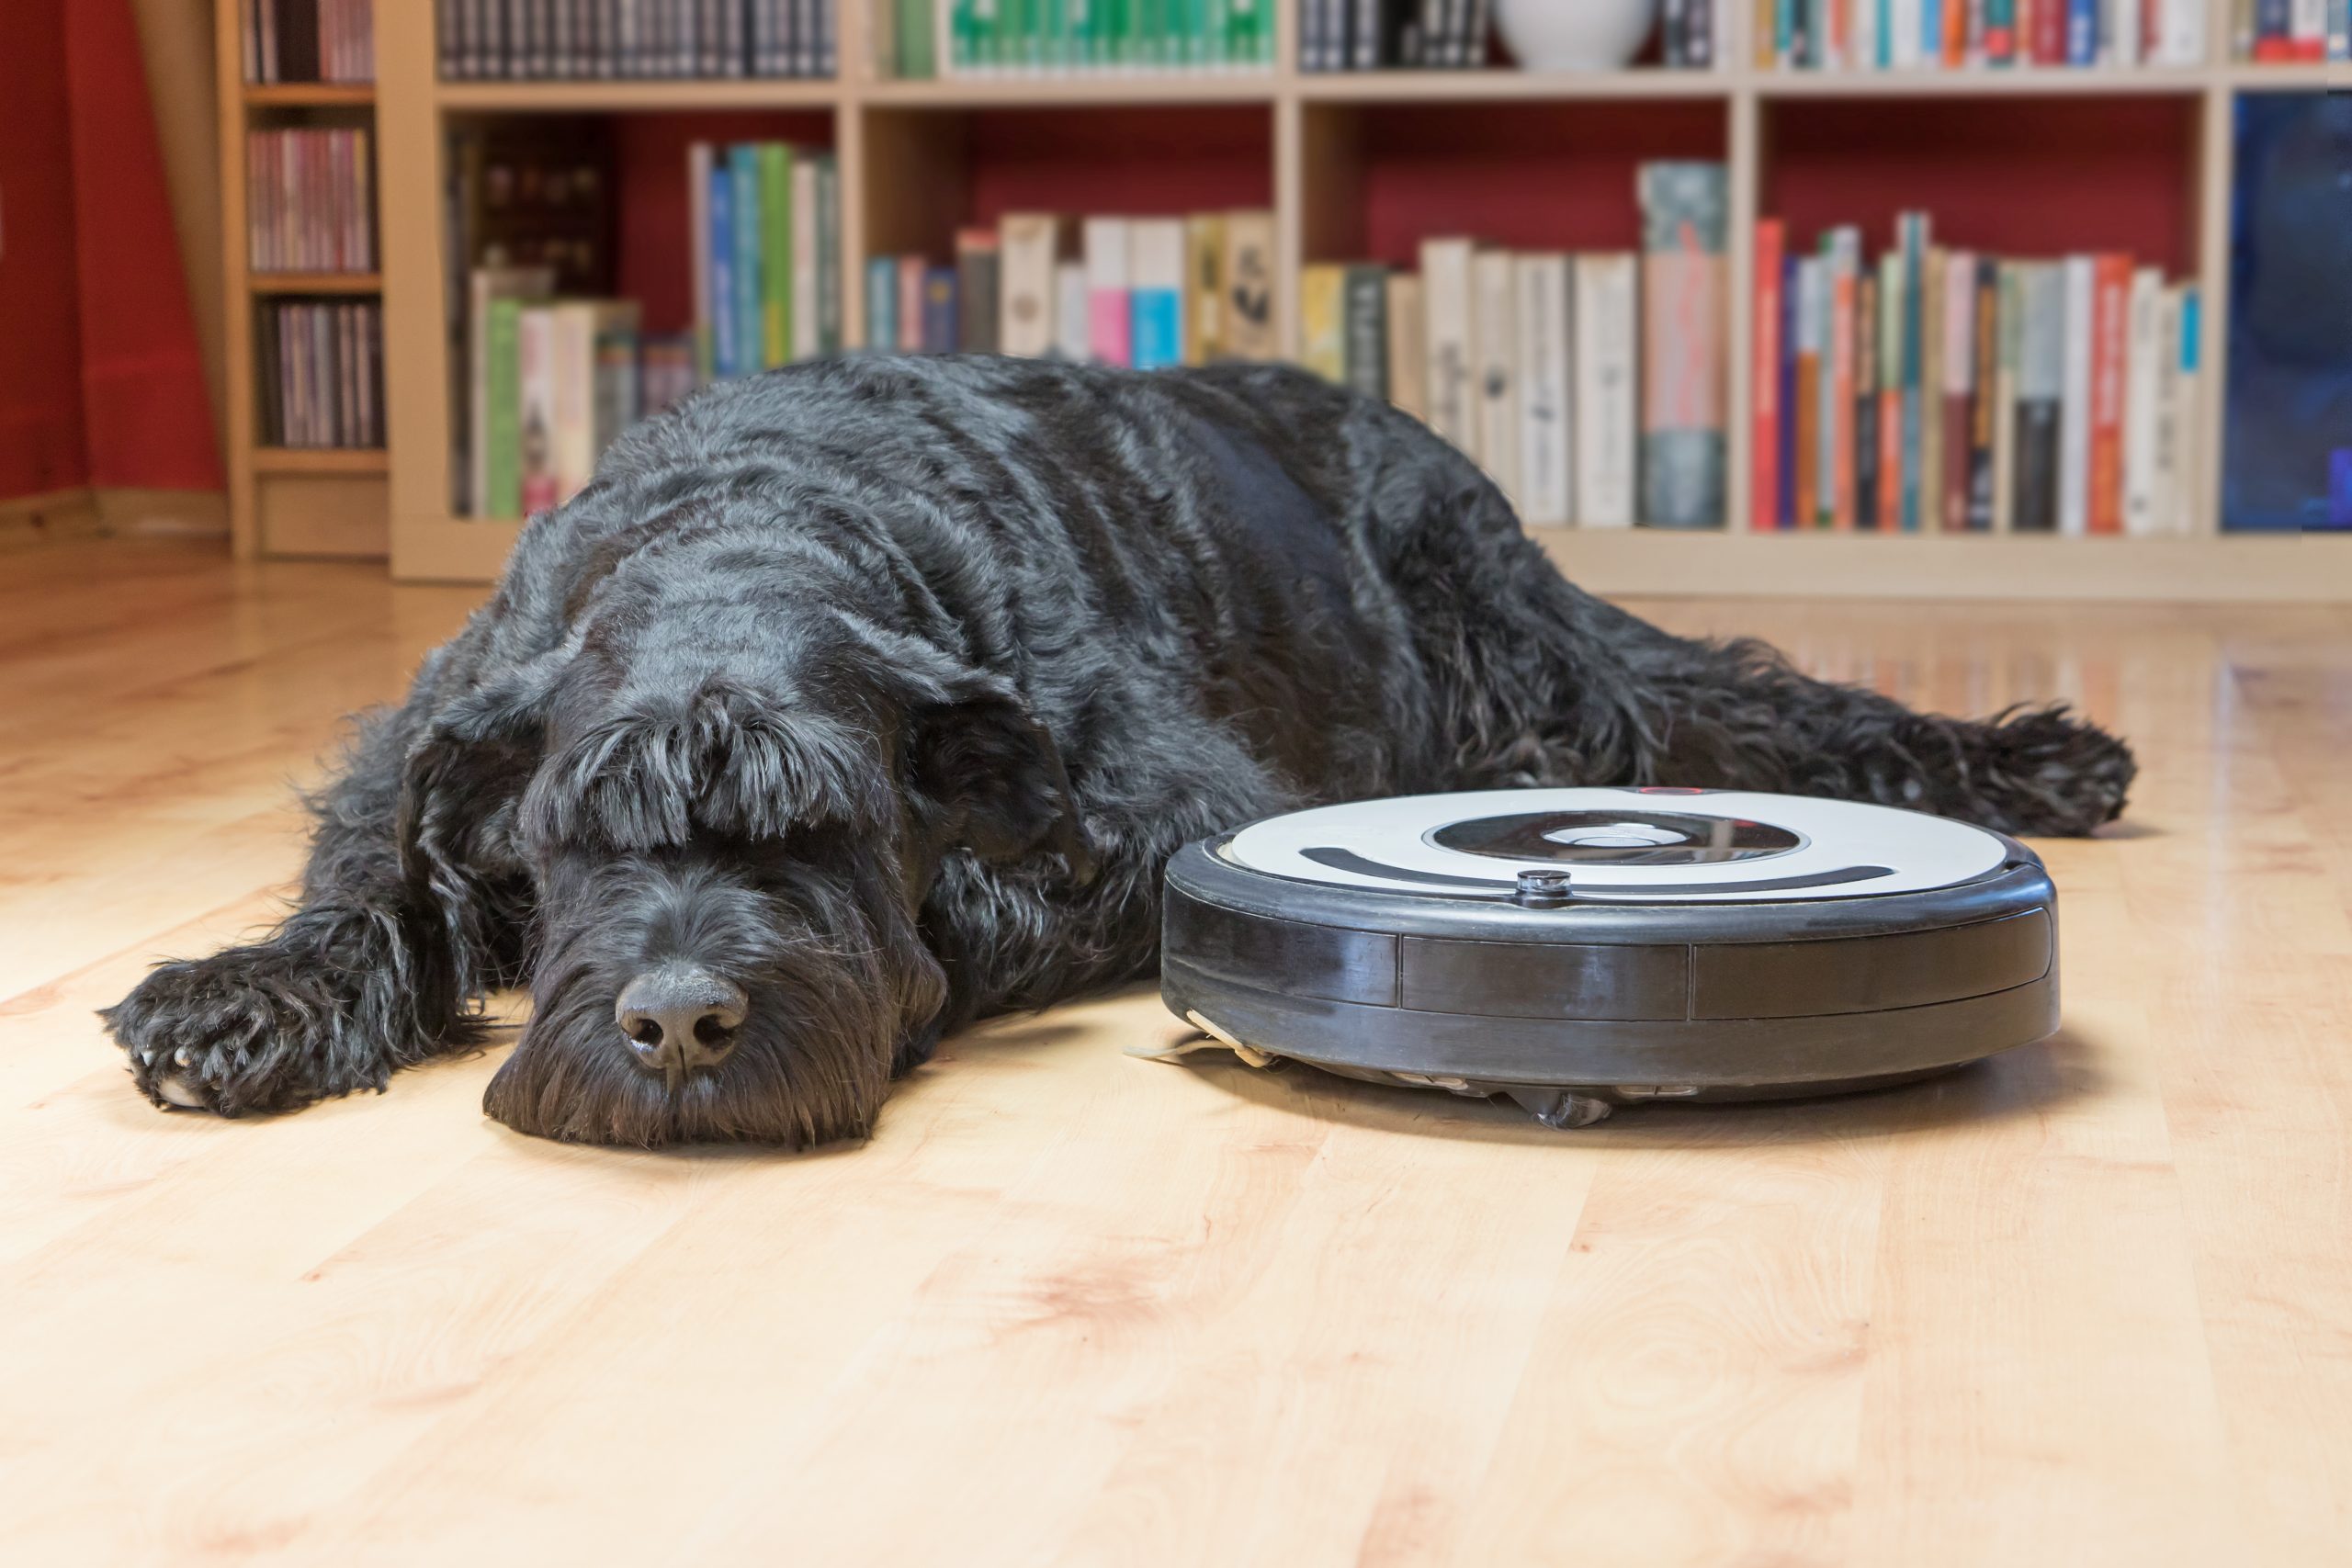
483, 852, 936, 1147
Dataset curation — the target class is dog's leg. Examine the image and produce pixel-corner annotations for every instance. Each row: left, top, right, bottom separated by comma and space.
1416, 491, 2134, 837
104, 707, 520, 1115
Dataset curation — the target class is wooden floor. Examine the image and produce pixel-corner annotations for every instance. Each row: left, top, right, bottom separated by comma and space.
4, 540, 2347, 1566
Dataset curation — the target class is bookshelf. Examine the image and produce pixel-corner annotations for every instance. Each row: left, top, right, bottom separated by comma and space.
215, 0, 388, 559
359, 2, 2351, 597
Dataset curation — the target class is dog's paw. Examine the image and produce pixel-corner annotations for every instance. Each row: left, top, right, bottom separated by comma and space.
101, 948, 383, 1118
1985, 705, 2138, 836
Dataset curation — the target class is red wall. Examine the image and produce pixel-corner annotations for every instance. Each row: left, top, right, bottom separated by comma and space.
0, 0, 220, 503
0, 0, 92, 500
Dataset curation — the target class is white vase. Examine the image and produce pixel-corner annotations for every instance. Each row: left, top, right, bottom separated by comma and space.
1493, 0, 1659, 71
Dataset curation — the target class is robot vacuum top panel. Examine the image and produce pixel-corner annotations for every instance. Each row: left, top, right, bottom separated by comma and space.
1220, 787, 2009, 903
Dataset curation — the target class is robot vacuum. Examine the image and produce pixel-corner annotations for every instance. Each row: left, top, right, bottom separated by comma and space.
1158, 788, 2059, 1127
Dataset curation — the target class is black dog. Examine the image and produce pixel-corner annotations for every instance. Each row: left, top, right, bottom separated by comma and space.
105, 357, 2133, 1145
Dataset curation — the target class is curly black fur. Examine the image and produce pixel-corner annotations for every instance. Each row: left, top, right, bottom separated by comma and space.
104, 356, 2134, 1145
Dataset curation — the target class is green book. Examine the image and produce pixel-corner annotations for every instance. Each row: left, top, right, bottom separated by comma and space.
814, 155, 840, 355
759, 142, 793, 369
730, 147, 763, 379
484, 298, 524, 520
897, 0, 936, 76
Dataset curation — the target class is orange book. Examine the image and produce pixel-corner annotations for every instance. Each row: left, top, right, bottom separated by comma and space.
2086, 253, 2132, 535
1943, 0, 1968, 65
1829, 255, 1857, 531
1793, 259, 1821, 531
1752, 220, 1784, 531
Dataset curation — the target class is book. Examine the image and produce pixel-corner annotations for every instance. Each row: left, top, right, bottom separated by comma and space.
1129, 220, 1186, 370
1967, 255, 1998, 532
1054, 260, 1090, 361
1751, 218, 1785, 531
2121, 265, 2164, 536
1472, 249, 1521, 501
688, 140, 715, 380
1855, 268, 1880, 533
1185, 215, 1226, 364
1877, 248, 1904, 532
515, 304, 560, 514
1992, 262, 2022, 535
1898, 212, 1928, 531
899, 254, 928, 352
759, 142, 794, 367
1940, 246, 1974, 533
921, 265, 958, 353
867, 254, 899, 352
1638, 162, 1728, 529
549, 299, 638, 503
1794, 255, 1824, 533
956, 226, 1002, 353
1919, 244, 1945, 536
729, 145, 764, 373
2014, 261, 2065, 534
1419, 238, 1477, 457
708, 157, 737, 377
1343, 265, 1390, 401
1573, 253, 1639, 529
1513, 253, 1574, 527
1300, 263, 1348, 382
2086, 252, 2132, 534
1385, 273, 1428, 423
1084, 218, 1132, 366
1222, 211, 1279, 360
791, 159, 821, 359
814, 156, 840, 354
2058, 254, 2094, 535
999, 213, 1065, 358
1826, 227, 1860, 531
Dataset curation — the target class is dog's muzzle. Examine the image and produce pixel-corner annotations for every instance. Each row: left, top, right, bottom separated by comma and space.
616, 963, 747, 1091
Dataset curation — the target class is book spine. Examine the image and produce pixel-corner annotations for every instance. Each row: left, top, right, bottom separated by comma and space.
2086, 253, 2129, 533
865, 254, 897, 349
1877, 250, 1903, 531
958, 229, 1003, 355
1637, 161, 1729, 529
1940, 247, 1974, 533
1184, 217, 1224, 366
1751, 219, 1784, 531
1967, 256, 1997, 531
2175, 285, 2200, 528
2120, 265, 2163, 534
707, 158, 737, 377
1221, 212, 1277, 360
1053, 260, 1089, 360
1419, 239, 1476, 453
1300, 264, 1347, 380
1855, 268, 1880, 532
1573, 254, 1638, 527
899, 255, 928, 351
729, 147, 763, 373
2057, 254, 2094, 534
1085, 217, 1132, 367
815, 156, 840, 355
688, 141, 715, 379
1828, 231, 1857, 531
1472, 249, 1520, 502
789, 161, 820, 358
1793, 257, 1822, 532
1342, 265, 1391, 402
1000, 214, 1061, 358
1386, 274, 1428, 423
1513, 255, 1573, 526
760, 144, 792, 366
1128, 221, 1183, 367
921, 267, 957, 353
1992, 262, 2021, 533
2014, 262, 2064, 532
1898, 214, 1926, 530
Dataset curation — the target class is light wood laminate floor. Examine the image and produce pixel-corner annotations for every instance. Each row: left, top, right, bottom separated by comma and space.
3, 540, 2346, 1566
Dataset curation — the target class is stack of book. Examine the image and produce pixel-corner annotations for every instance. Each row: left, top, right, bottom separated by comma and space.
242, 0, 376, 84
258, 300, 383, 449
464, 276, 662, 517
1297, 0, 1491, 68
2238, 1, 2349, 59
1757, 0, 2208, 68
689, 141, 842, 380
1751, 214, 2202, 535
876, 0, 1276, 74
863, 210, 1280, 363
436, 0, 837, 79
246, 129, 375, 274
1298, 164, 1729, 530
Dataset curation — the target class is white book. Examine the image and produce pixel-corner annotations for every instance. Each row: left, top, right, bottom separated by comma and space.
790, 162, 820, 360
1419, 238, 1478, 457
1855, 0, 1880, 71
1053, 261, 1090, 362
2291, 0, 2327, 51
549, 301, 600, 505
1573, 253, 1639, 529
1082, 217, 1130, 365
2121, 267, 2164, 536
1992, 264, 2021, 536
2149, 289, 2184, 536
2107, 0, 2140, 64
1893, 0, 1924, 68
1129, 219, 1187, 369
1513, 254, 1574, 527
998, 213, 1064, 358
2058, 256, 2096, 537
688, 141, 714, 378
2158, 0, 2206, 62
1472, 250, 1521, 502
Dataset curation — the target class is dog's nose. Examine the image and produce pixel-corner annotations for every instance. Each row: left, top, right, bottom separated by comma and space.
616, 965, 747, 1084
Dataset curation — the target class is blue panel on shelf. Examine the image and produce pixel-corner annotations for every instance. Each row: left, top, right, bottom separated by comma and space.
2222, 93, 2352, 534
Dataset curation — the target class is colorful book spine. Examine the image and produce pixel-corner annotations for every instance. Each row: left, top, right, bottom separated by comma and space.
1751, 218, 1784, 532
1637, 161, 1729, 529
1084, 218, 1132, 366
1129, 220, 1185, 370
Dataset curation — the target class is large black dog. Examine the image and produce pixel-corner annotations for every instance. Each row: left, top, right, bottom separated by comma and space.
107, 357, 2132, 1145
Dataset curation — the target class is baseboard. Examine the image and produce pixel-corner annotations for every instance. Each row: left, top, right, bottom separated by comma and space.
94, 488, 230, 539
0, 488, 105, 551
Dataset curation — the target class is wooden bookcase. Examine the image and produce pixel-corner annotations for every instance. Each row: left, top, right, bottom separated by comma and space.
357, 2, 2350, 597
214, 4, 389, 558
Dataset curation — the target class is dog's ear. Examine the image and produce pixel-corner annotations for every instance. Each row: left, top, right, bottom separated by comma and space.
396, 661, 556, 913
909, 686, 1094, 886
